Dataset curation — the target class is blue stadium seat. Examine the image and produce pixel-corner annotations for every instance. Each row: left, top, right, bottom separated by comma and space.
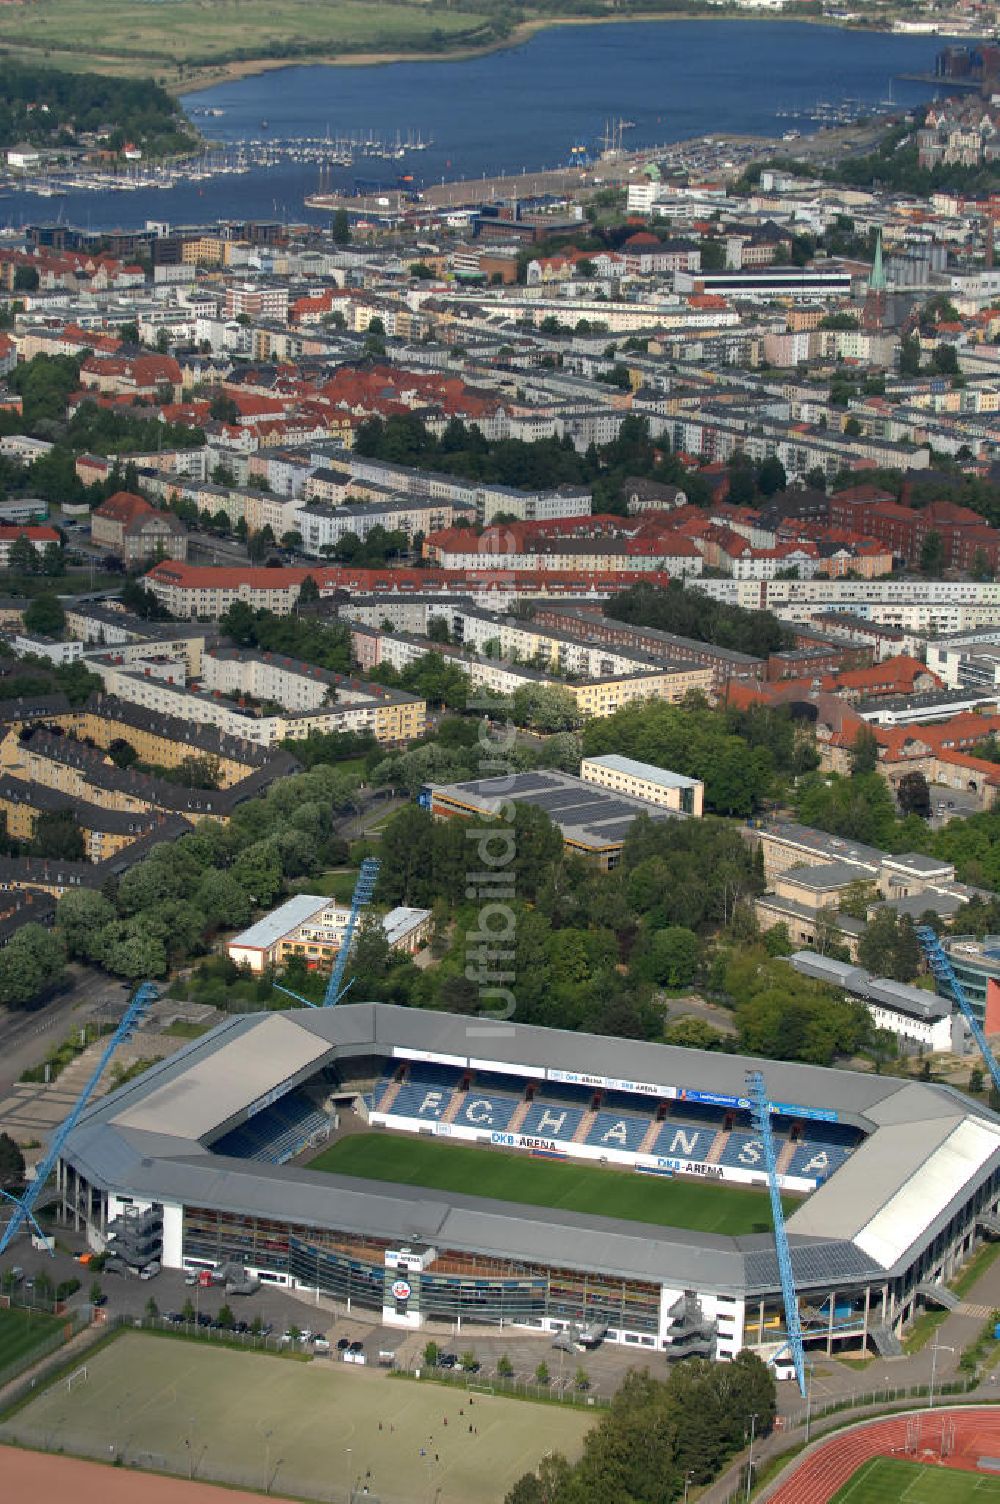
717, 1131, 770, 1172
388, 1079, 456, 1122
651, 1121, 717, 1161
212, 1090, 329, 1165
519, 1101, 584, 1142
667, 1101, 728, 1128
450, 1090, 520, 1131
586, 1110, 651, 1153
787, 1140, 851, 1179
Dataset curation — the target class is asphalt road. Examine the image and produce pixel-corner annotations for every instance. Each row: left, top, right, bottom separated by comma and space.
0, 968, 130, 1096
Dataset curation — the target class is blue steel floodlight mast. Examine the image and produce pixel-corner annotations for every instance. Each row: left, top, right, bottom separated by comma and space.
746, 1069, 806, 1397
275, 857, 381, 1009
0, 981, 159, 1258
916, 925, 1000, 1095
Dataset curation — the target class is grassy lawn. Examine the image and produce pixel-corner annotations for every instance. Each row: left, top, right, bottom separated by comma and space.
0, 1307, 64, 1371
161, 1019, 211, 1040
0, 0, 494, 82
291, 868, 359, 902
310, 1132, 784, 1235
3, 1331, 593, 1504
831, 1458, 1000, 1502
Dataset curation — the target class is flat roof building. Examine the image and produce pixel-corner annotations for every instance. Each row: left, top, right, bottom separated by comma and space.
430, 769, 677, 869
581, 753, 704, 818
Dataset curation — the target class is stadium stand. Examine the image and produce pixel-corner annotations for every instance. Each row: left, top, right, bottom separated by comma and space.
450, 1087, 521, 1131
651, 1121, 718, 1161
586, 1109, 652, 1153
212, 1091, 329, 1164
520, 1100, 586, 1142
718, 1131, 769, 1172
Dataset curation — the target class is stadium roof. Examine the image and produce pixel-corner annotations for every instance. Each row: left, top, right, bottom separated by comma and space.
61, 1004, 1000, 1297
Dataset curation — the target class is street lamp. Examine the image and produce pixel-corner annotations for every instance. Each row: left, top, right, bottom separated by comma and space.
928, 1338, 955, 1409
683, 1469, 694, 1502
745, 1413, 758, 1504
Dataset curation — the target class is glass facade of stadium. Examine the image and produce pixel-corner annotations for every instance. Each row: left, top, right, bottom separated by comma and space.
183, 1206, 662, 1337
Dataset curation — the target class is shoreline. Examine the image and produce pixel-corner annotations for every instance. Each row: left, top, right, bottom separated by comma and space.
172, 11, 907, 97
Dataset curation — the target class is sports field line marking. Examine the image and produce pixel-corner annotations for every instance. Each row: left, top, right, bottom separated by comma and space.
829, 1456, 880, 1502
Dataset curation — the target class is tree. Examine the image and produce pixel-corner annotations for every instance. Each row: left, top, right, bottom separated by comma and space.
897, 770, 931, 820
32, 808, 84, 860
844, 416, 862, 437
298, 574, 320, 604
858, 909, 922, 983
208, 392, 239, 424
13, 265, 38, 292
56, 888, 115, 961
8, 532, 40, 575
0, 923, 64, 1008
899, 334, 922, 377
108, 737, 138, 769
41, 541, 65, 577
971, 547, 994, 583
757, 455, 786, 497
970, 1066, 985, 1095
145, 1296, 159, 1319
90, 1280, 104, 1307
0, 1131, 25, 1188
497, 1353, 514, 1378
534, 1361, 550, 1386
422, 1340, 439, 1368
23, 593, 66, 637
849, 726, 880, 776
636, 926, 700, 989
217, 1304, 235, 1329
920, 530, 946, 576
510, 683, 582, 733
332, 209, 351, 245
98, 918, 168, 980
931, 344, 959, 376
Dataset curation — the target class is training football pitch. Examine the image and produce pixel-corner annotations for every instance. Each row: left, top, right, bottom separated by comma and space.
0, 1307, 64, 1370
2, 1332, 593, 1504
831, 1459, 1000, 1502
309, 1132, 784, 1235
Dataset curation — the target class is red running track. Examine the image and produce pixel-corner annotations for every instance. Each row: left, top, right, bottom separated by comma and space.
766, 1408, 1000, 1504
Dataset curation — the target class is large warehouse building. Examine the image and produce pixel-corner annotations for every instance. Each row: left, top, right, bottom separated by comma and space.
57, 1004, 1000, 1363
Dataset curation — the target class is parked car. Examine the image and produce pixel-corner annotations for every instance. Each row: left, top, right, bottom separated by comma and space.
349, 1340, 364, 1354
313, 1336, 331, 1353
437, 1352, 458, 1369
337, 1336, 351, 1351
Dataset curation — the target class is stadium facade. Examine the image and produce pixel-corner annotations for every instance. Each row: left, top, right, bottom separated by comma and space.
57, 1004, 1000, 1363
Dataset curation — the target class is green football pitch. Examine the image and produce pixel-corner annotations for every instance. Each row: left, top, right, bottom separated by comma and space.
831, 1459, 1000, 1502
3, 1331, 593, 1504
309, 1133, 785, 1235
0, 1306, 64, 1370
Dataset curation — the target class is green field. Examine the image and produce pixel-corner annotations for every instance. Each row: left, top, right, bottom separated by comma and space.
0, 0, 495, 84
310, 1132, 784, 1235
1, 1331, 593, 1504
832, 1459, 1000, 1502
0, 1307, 64, 1371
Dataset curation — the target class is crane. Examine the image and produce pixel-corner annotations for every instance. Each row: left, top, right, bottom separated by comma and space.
746, 1069, 807, 1397
275, 857, 380, 1009
916, 925, 1000, 1096
0, 981, 159, 1258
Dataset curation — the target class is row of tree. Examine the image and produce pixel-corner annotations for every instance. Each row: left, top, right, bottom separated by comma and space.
507, 1356, 776, 1504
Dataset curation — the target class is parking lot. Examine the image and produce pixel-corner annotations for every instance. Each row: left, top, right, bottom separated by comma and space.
4, 1234, 652, 1401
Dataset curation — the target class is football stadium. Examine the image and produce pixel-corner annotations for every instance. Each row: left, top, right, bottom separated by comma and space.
56, 1003, 1000, 1364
